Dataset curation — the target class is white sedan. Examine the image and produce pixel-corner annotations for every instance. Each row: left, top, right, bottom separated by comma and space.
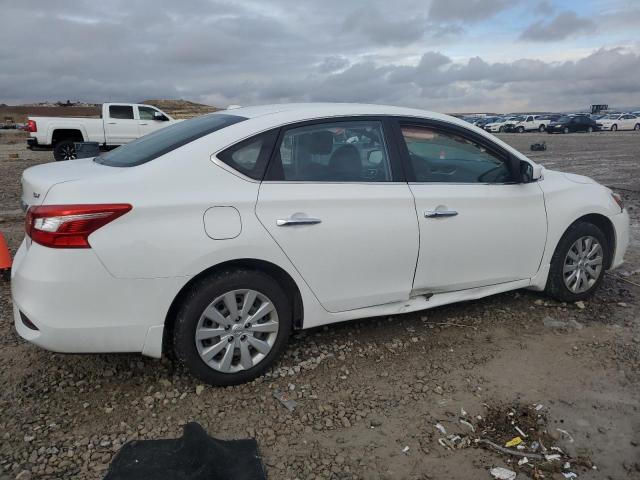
596, 113, 640, 131
484, 116, 520, 133
12, 103, 629, 385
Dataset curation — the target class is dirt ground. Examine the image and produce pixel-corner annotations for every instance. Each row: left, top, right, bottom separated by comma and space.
0, 129, 638, 480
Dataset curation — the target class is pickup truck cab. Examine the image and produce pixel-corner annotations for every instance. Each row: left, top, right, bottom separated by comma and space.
26, 103, 177, 161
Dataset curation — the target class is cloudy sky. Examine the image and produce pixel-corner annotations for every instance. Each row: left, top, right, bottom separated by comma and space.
1, 0, 639, 112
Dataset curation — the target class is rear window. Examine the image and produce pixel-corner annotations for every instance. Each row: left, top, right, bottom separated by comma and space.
95, 114, 246, 167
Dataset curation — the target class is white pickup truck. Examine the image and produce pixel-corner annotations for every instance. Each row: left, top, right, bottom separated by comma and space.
26, 103, 177, 160
512, 115, 553, 133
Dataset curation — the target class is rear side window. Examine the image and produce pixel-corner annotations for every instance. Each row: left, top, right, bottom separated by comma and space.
267, 121, 392, 182
95, 114, 246, 167
217, 130, 278, 180
109, 105, 134, 119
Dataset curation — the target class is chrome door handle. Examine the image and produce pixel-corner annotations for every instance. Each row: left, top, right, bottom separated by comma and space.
424, 210, 458, 218
276, 214, 322, 226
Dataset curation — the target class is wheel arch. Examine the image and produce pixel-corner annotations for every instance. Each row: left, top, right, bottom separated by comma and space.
51, 128, 85, 145
557, 213, 616, 269
162, 258, 304, 356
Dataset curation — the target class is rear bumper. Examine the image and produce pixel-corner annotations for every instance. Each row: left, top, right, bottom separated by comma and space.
26, 137, 38, 149
11, 240, 186, 358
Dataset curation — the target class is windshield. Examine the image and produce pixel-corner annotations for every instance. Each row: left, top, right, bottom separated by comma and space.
95, 113, 246, 167
556, 116, 571, 122
602, 114, 620, 120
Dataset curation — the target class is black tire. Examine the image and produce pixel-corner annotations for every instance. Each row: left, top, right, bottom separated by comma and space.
634, 124, 640, 131
538, 124, 545, 132
563, 127, 569, 134
498, 126, 504, 133
545, 221, 610, 302
517, 126, 525, 133
53, 140, 77, 161
587, 126, 593, 133
173, 269, 292, 386
611, 124, 617, 131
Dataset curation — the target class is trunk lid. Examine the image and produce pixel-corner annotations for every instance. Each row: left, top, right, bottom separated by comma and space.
21, 158, 123, 210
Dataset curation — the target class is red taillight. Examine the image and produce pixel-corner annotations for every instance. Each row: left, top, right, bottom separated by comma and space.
27, 120, 37, 133
25, 204, 132, 248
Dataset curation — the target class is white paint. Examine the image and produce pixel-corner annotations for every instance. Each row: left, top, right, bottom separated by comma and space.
12, 103, 630, 359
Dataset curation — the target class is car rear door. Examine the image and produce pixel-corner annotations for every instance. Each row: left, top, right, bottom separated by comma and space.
103, 105, 139, 144
392, 118, 547, 294
622, 114, 636, 130
255, 117, 419, 313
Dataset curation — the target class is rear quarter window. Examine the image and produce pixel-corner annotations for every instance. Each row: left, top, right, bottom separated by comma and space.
95, 114, 246, 167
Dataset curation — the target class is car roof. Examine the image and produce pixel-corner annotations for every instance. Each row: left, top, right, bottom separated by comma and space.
217, 102, 461, 124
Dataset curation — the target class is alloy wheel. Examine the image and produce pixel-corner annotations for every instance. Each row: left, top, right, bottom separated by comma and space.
563, 236, 603, 293
60, 144, 77, 160
194, 289, 279, 373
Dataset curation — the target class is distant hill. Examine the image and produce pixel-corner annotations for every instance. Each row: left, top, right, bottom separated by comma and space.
141, 99, 220, 119
0, 99, 221, 124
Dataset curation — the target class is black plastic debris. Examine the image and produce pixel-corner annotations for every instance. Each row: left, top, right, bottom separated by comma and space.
103, 422, 267, 480
530, 142, 547, 151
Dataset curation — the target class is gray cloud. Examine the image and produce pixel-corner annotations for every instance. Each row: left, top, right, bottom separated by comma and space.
0, 0, 638, 113
520, 11, 596, 41
429, 0, 516, 23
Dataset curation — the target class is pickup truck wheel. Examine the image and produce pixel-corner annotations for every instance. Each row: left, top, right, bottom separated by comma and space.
517, 126, 525, 133
538, 124, 545, 132
53, 141, 77, 161
545, 221, 609, 302
173, 269, 292, 386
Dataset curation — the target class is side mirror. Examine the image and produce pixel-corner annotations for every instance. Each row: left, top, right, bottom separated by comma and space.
153, 111, 169, 121
368, 149, 384, 165
520, 160, 543, 183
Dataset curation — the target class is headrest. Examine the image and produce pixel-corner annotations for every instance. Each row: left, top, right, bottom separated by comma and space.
300, 130, 334, 155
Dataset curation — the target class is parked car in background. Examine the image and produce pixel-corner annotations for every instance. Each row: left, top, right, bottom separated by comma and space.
26, 103, 178, 161
12, 103, 629, 385
472, 116, 499, 129
484, 116, 521, 133
596, 113, 640, 131
513, 115, 553, 133
547, 115, 599, 134
501, 116, 525, 132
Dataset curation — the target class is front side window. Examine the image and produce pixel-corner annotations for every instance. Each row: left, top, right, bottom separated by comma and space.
268, 121, 392, 182
400, 125, 512, 184
109, 105, 134, 120
139, 106, 159, 120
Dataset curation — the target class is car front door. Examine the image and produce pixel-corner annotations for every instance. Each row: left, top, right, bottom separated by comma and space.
256, 118, 419, 313
394, 120, 547, 293
137, 106, 169, 137
104, 105, 139, 144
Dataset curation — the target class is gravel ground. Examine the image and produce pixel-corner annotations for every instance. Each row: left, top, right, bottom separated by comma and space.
0, 129, 639, 480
